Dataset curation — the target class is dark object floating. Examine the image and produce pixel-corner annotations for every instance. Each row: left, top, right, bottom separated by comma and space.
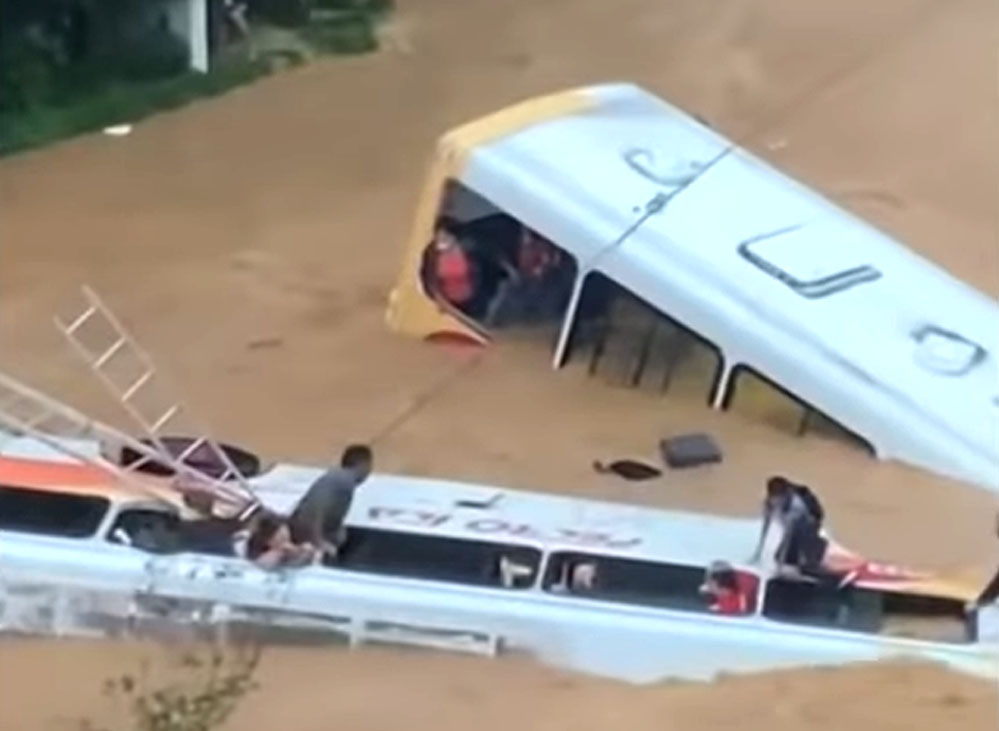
246, 336, 284, 350
660, 432, 722, 469
120, 436, 262, 480
592, 459, 663, 481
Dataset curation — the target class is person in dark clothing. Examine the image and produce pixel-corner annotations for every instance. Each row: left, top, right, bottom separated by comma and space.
175, 487, 260, 556
751, 475, 827, 573
288, 444, 373, 560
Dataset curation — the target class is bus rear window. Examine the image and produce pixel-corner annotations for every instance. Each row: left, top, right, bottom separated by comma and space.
0, 484, 109, 538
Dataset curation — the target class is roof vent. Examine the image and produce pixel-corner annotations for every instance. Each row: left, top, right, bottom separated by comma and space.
912, 325, 986, 377
622, 147, 706, 187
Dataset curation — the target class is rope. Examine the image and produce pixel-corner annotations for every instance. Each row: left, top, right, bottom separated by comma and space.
368, 347, 486, 446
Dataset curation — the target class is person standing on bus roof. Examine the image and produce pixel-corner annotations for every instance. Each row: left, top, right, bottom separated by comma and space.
288, 444, 373, 561
750, 475, 827, 573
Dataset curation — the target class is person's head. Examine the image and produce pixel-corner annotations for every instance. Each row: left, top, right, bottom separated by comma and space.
340, 443, 373, 482
766, 476, 793, 507
701, 560, 737, 594
433, 217, 460, 250
246, 514, 287, 560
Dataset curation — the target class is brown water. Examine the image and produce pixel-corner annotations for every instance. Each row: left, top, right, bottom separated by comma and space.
0, 0, 997, 727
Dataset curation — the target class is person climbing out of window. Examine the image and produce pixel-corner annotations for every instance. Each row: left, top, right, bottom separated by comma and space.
699, 560, 758, 615
246, 514, 316, 570
750, 475, 828, 575
288, 443, 374, 563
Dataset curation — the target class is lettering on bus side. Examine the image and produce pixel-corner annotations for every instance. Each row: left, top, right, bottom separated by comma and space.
366, 506, 642, 550
366, 506, 452, 527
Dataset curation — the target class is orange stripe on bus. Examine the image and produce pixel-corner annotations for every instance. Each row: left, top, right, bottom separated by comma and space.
0, 456, 113, 488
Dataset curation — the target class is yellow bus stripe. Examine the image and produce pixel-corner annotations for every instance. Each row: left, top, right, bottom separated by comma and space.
386, 88, 595, 339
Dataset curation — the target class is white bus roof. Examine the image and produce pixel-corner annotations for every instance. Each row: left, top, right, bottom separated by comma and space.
251, 463, 766, 568
445, 83, 999, 491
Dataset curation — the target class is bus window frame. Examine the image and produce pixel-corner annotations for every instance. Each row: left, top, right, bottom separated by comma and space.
557, 269, 726, 406
0, 483, 111, 540
720, 363, 875, 454
736, 227, 883, 299
335, 526, 545, 591
760, 574, 973, 646
540, 550, 759, 618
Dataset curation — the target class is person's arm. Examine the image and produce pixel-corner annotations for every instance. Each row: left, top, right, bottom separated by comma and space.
254, 547, 285, 571
750, 500, 773, 562
308, 495, 329, 549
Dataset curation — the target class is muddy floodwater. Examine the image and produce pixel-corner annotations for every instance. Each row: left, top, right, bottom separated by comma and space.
1, 0, 997, 728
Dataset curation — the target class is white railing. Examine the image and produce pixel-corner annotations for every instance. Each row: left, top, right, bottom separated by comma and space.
0, 574, 501, 658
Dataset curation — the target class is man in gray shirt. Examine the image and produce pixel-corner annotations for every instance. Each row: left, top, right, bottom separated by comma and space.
288, 444, 373, 560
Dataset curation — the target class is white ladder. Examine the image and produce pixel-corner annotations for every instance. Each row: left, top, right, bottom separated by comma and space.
0, 370, 250, 508
53, 286, 258, 509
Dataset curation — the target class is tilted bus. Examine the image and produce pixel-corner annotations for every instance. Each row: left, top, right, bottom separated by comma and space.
385, 83, 999, 493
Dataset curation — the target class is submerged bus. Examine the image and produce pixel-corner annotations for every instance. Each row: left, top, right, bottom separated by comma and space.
2, 434, 997, 684
385, 83, 999, 493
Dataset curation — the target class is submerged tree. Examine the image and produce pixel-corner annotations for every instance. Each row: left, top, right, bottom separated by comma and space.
79, 640, 262, 731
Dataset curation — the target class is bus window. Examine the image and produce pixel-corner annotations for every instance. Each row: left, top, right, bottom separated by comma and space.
567, 273, 722, 403
337, 527, 541, 589
419, 181, 578, 339
542, 552, 756, 615
762, 576, 971, 644
723, 366, 873, 452
107, 508, 182, 554
0, 484, 109, 539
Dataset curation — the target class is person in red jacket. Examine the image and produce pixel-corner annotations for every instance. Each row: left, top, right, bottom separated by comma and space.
421, 218, 484, 318
699, 561, 758, 615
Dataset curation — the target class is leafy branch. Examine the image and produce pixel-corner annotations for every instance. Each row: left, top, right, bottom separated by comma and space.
80, 641, 262, 731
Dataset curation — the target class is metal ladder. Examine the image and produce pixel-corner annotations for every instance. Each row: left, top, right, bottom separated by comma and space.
53, 286, 258, 509
0, 370, 249, 508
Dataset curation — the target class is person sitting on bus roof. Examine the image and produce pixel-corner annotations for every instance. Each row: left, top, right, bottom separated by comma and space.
750, 476, 827, 574
176, 486, 260, 556
699, 561, 757, 615
288, 443, 373, 562
246, 514, 316, 570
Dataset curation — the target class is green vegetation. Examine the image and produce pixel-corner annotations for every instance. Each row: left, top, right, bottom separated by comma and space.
0, 0, 393, 157
80, 641, 262, 731
1, 59, 273, 156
